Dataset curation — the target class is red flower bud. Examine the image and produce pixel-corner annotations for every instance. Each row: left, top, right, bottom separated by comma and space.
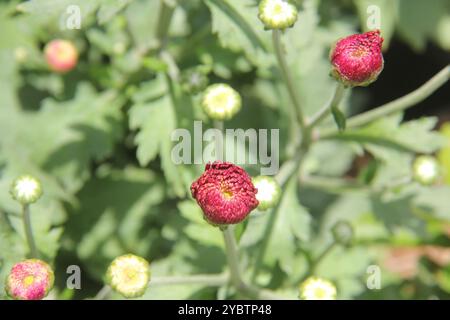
44, 39, 78, 73
191, 161, 259, 226
330, 30, 384, 87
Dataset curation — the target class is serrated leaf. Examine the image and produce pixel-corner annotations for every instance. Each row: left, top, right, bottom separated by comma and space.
330, 115, 445, 155
244, 178, 311, 273
129, 76, 186, 197
65, 167, 166, 279
204, 0, 271, 67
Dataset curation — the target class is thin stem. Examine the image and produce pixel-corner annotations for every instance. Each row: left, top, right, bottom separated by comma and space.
272, 30, 307, 136
155, 0, 176, 49
301, 175, 366, 193
308, 82, 346, 129
251, 148, 305, 281
222, 226, 243, 288
222, 227, 284, 299
22, 204, 38, 258
310, 242, 337, 275
320, 65, 450, 138
150, 274, 228, 287
94, 285, 112, 300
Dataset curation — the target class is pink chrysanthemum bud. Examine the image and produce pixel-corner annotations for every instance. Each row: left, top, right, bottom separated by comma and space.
191, 161, 259, 226
44, 39, 78, 73
330, 30, 384, 87
6, 259, 54, 300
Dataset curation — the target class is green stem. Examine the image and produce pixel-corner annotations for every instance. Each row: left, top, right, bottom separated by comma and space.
272, 30, 307, 137
222, 227, 284, 299
94, 285, 112, 300
251, 148, 305, 281
310, 242, 337, 275
155, 0, 176, 49
150, 274, 228, 287
222, 227, 243, 288
320, 65, 450, 138
22, 204, 38, 258
308, 82, 346, 129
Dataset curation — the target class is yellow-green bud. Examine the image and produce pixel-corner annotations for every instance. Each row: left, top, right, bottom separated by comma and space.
202, 84, 241, 120
10, 175, 43, 205
413, 155, 440, 185
253, 176, 281, 211
106, 254, 151, 298
331, 220, 354, 247
299, 276, 337, 300
258, 0, 298, 30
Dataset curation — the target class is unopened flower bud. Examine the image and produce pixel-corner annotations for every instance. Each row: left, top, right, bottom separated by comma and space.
330, 30, 384, 87
10, 175, 43, 205
106, 254, 151, 298
331, 220, 354, 247
202, 84, 241, 120
44, 39, 78, 73
181, 67, 209, 95
413, 155, 440, 185
191, 161, 259, 226
252, 176, 281, 211
258, 0, 298, 30
299, 276, 337, 300
6, 259, 54, 300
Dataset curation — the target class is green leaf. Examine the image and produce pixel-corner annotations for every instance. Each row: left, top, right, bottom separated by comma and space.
397, 0, 448, 51
204, 0, 271, 67
18, 0, 133, 27
125, 0, 161, 50
178, 200, 224, 248
438, 123, 450, 184
0, 83, 124, 195
97, 0, 133, 25
331, 115, 445, 155
413, 186, 450, 221
129, 76, 186, 197
316, 246, 373, 299
64, 167, 166, 279
243, 178, 311, 273
0, 213, 26, 299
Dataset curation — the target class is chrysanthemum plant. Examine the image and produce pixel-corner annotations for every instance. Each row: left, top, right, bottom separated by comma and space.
1, 0, 449, 300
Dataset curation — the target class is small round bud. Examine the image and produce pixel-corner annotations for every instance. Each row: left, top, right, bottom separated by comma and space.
252, 176, 281, 211
10, 175, 43, 205
331, 220, 354, 247
44, 39, 78, 73
191, 161, 259, 226
299, 276, 337, 300
413, 155, 440, 185
201, 84, 241, 120
330, 30, 384, 87
106, 254, 151, 298
258, 0, 298, 30
181, 67, 209, 95
6, 259, 54, 300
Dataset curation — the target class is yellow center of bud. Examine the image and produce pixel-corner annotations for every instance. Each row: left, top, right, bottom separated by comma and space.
23, 275, 35, 287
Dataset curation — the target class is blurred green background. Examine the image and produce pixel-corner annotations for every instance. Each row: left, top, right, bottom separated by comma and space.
0, 0, 449, 300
